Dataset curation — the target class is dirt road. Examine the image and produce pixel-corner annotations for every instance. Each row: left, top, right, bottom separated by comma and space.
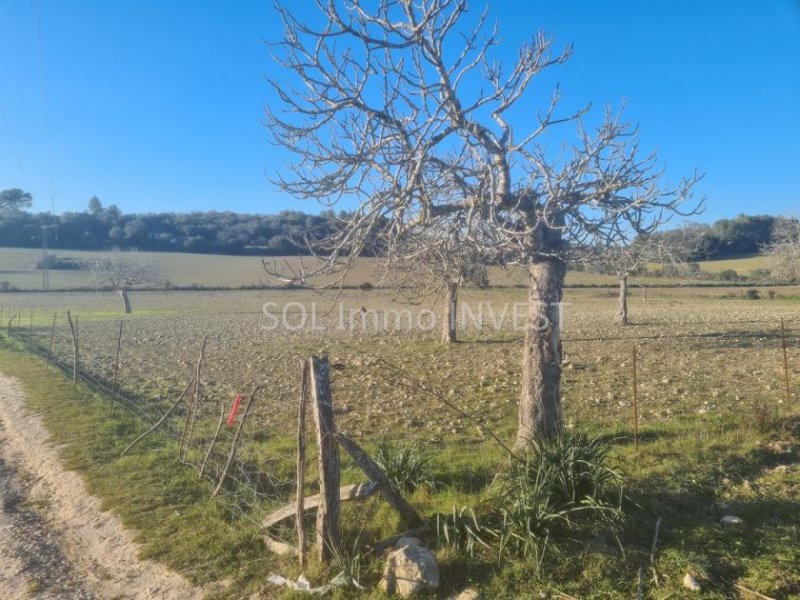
0, 374, 201, 599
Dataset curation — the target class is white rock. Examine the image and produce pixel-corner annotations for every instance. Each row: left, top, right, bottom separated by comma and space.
721, 515, 743, 525
451, 589, 481, 600
682, 573, 701, 592
380, 542, 440, 598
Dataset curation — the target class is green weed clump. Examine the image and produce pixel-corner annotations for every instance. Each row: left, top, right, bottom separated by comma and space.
494, 432, 624, 557
374, 439, 436, 493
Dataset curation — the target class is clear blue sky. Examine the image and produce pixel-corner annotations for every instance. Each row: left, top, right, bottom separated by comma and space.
1, 1, 798, 222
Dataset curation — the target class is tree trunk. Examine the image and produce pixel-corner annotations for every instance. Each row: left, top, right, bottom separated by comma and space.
441, 280, 458, 343
616, 273, 629, 324
119, 288, 132, 314
515, 259, 566, 452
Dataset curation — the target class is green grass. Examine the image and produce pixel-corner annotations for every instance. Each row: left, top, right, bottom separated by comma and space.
0, 341, 297, 599
1, 329, 798, 598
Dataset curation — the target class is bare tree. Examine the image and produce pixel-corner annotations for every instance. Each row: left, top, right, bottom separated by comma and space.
90, 249, 164, 314
266, 0, 703, 449
764, 216, 800, 283
386, 227, 489, 343
590, 226, 707, 324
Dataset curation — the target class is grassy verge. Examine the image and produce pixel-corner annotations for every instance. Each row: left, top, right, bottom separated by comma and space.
1, 336, 798, 599
0, 340, 290, 599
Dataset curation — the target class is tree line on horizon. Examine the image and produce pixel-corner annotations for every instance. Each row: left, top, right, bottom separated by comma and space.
0, 188, 782, 261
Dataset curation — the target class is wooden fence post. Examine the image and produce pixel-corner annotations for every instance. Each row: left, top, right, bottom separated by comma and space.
179, 336, 207, 461
46, 312, 57, 369
781, 318, 791, 405
112, 320, 124, 402
632, 345, 639, 451
67, 311, 79, 385
309, 356, 340, 563
296, 359, 310, 569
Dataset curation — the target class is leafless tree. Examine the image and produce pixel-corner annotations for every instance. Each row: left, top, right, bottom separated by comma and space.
384, 226, 489, 343
590, 226, 707, 324
90, 249, 164, 314
764, 216, 800, 283
266, 0, 703, 449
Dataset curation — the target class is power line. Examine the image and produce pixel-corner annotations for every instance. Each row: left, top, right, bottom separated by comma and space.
0, 102, 29, 187
34, 0, 56, 214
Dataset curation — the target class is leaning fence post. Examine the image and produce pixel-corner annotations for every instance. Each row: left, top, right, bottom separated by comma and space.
179, 336, 207, 462
67, 311, 79, 385
309, 356, 340, 563
296, 359, 310, 569
111, 320, 124, 410
46, 312, 57, 369
781, 318, 791, 405
632, 345, 639, 451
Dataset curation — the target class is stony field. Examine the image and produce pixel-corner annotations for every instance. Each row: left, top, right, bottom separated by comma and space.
2, 284, 799, 598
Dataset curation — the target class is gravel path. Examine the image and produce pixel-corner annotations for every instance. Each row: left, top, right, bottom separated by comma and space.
0, 374, 201, 599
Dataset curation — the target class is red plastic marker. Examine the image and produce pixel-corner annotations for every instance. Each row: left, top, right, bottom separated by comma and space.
226, 394, 242, 427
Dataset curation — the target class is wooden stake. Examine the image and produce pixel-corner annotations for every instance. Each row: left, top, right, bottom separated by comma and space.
212, 385, 260, 497
781, 318, 791, 405
121, 377, 196, 456
632, 345, 639, 451
111, 320, 124, 401
46, 312, 56, 369
179, 336, 207, 461
67, 311, 79, 385
296, 359, 310, 569
309, 356, 340, 563
199, 402, 226, 479
28, 308, 33, 345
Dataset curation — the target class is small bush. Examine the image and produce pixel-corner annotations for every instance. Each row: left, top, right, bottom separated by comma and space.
0, 281, 11, 292
717, 269, 739, 282
768, 289, 778, 300
358, 281, 374, 291
373, 439, 435, 492
744, 288, 761, 300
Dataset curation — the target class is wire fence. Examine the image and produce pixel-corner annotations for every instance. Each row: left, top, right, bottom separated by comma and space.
1, 308, 297, 528
1, 302, 797, 530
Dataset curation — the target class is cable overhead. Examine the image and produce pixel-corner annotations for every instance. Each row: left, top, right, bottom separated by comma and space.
34, 0, 56, 214
0, 102, 29, 187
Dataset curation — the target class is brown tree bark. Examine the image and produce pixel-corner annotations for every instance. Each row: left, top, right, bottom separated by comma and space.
441, 280, 458, 344
515, 258, 566, 451
616, 273, 629, 324
119, 289, 132, 314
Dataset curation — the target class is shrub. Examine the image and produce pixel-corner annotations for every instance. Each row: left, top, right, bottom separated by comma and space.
0, 281, 11, 291
768, 289, 778, 300
358, 281, 374, 291
744, 288, 761, 300
717, 269, 739, 282
373, 439, 435, 493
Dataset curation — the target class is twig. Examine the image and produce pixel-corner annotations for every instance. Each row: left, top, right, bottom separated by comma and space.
121, 377, 196, 456
650, 516, 662, 586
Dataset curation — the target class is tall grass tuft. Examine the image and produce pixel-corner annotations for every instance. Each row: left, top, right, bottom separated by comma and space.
491, 431, 624, 559
373, 439, 436, 493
